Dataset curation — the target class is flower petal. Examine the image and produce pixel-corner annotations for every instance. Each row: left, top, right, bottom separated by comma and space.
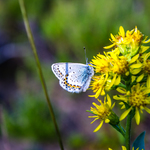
143, 88, 150, 94
101, 89, 106, 96
88, 95, 96, 97
121, 105, 125, 109
135, 107, 140, 125
144, 52, 150, 60
89, 116, 98, 118
122, 146, 127, 150
147, 75, 150, 88
111, 102, 115, 109
140, 45, 150, 53
92, 102, 100, 109
131, 76, 136, 83
119, 26, 125, 37
142, 37, 150, 43
113, 95, 127, 101
129, 54, 139, 64
90, 117, 99, 124
137, 73, 144, 82
125, 71, 129, 76
144, 106, 150, 114
120, 107, 132, 121
130, 63, 143, 69
130, 68, 141, 74
107, 94, 111, 107
93, 121, 103, 132
110, 33, 116, 41
116, 87, 126, 94
104, 43, 116, 49
114, 75, 121, 85
107, 74, 117, 89
105, 118, 110, 123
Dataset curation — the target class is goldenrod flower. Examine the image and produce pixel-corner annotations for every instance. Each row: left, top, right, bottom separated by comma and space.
104, 26, 127, 49
90, 52, 111, 74
113, 83, 150, 125
108, 51, 129, 77
88, 95, 117, 132
108, 146, 143, 150
130, 52, 150, 88
89, 53, 110, 97
104, 26, 150, 59
90, 50, 130, 97
89, 75, 107, 98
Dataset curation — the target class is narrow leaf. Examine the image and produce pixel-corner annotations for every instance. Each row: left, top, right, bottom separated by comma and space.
109, 123, 125, 137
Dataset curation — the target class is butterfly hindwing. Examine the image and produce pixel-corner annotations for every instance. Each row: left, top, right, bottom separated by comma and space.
51, 63, 94, 93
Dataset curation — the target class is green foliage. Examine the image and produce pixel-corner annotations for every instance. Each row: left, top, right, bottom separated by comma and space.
67, 133, 86, 149
3, 95, 58, 141
41, 0, 150, 61
1, 0, 150, 61
0, 0, 52, 19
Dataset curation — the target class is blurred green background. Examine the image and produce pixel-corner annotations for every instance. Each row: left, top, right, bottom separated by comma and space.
0, 0, 150, 149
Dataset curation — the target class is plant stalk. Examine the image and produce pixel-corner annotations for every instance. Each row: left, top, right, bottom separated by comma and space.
125, 110, 132, 150
18, 0, 64, 149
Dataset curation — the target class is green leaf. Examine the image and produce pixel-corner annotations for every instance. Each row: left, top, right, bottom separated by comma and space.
132, 131, 146, 150
109, 123, 126, 137
86, 110, 96, 115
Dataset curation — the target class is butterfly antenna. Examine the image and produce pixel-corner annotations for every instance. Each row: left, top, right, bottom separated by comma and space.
83, 47, 88, 64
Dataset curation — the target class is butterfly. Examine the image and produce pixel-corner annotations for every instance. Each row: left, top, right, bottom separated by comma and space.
51, 63, 94, 93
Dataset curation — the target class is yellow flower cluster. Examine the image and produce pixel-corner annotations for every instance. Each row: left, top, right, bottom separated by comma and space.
88, 26, 150, 132
89, 26, 150, 98
104, 26, 150, 59
89, 50, 129, 98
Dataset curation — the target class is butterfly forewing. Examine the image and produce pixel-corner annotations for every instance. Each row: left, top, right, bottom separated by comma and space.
51, 63, 94, 93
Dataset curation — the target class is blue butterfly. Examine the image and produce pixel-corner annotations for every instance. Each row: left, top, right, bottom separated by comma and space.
51, 63, 94, 93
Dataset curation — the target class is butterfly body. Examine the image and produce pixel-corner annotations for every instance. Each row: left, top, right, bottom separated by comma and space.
51, 63, 94, 93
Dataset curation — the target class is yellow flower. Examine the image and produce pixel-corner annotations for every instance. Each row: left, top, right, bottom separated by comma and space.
89, 95, 117, 132
89, 75, 107, 98
107, 51, 129, 81
104, 26, 150, 59
90, 52, 111, 74
89, 52, 110, 97
90, 50, 130, 98
130, 52, 150, 88
108, 146, 143, 150
104, 26, 127, 49
113, 83, 150, 125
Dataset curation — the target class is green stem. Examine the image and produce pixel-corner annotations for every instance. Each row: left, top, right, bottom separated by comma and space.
18, 1, 64, 150
124, 77, 132, 150
125, 110, 132, 150
118, 123, 126, 138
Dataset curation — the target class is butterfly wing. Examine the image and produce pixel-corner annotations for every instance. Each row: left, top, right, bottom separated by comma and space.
51, 63, 94, 93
